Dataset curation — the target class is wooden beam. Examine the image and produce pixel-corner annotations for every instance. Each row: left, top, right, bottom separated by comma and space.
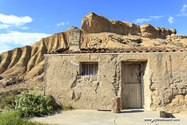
111, 97, 121, 113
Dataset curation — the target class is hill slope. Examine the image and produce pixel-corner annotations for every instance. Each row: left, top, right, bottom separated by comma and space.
0, 12, 187, 80
0, 27, 72, 79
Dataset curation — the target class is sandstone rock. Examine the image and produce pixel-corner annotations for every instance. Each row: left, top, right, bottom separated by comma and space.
108, 35, 129, 44
123, 22, 141, 36
140, 25, 176, 39
160, 40, 167, 44
179, 100, 187, 105
150, 85, 156, 90
81, 12, 141, 36
164, 104, 172, 111
140, 24, 158, 38
81, 12, 175, 38
176, 95, 184, 100
180, 38, 187, 45
182, 89, 186, 94
151, 105, 157, 111
172, 88, 179, 95
152, 96, 161, 105
92, 81, 99, 84
132, 42, 140, 47
129, 38, 141, 43
172, 98, 179, 104
167, 34, 186, 40
185, 95, 187, 100
163, 99, 170, 104
173, 107, 182, 114
170, 29, 177, 34
89, 41, 100, 47
151, 91, 158, 97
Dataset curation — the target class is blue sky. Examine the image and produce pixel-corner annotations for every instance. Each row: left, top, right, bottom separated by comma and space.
0, 0, 187, 54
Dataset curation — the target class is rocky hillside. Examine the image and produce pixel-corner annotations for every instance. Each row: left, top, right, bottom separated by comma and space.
0, 27, 72, 80
0, 12, 187, 80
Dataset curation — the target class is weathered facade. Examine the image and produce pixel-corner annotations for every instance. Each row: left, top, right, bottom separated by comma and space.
44, 29, 187, 113
44, 51, 187, 112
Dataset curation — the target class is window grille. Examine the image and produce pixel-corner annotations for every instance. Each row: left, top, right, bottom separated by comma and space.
81, 63, 98, 75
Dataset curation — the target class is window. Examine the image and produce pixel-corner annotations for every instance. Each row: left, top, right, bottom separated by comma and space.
81, 63, 98, 75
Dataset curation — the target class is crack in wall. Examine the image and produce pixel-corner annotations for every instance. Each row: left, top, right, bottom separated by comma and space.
72, 91, 75, 100
71, 77, 77, 88
95, 82, 99, 93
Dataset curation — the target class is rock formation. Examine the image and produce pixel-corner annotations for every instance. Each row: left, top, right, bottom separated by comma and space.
0, 27, 73, 79
81, 12, 176, 39
0, 12, 186, 80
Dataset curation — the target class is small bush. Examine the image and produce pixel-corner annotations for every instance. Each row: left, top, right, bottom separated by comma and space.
62, 103, 72, 110
0, 92, 17, 109
52, 102, 72, 110
52, 102, 62, 110
0, 110, 49, 125
30, 87, 34, 90
6, 91, 53, 117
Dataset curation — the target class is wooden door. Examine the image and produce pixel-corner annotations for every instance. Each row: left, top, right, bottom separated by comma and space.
122, 64, 142, 108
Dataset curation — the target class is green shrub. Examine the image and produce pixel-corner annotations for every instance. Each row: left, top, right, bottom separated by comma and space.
52, 102, 62, 110
0, 110, 49, 125
6, 91, 53, 117
0, 92, 17, 109
61, 103, 72, 110
52, 102, 72, 110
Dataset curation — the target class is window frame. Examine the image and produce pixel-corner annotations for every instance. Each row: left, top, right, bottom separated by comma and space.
80, 62, 98, 76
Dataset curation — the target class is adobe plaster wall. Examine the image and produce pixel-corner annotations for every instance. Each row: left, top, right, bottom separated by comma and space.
44, 52, 187, 112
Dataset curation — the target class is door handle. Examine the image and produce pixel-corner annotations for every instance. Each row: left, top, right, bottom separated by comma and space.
136, 71, 142, 77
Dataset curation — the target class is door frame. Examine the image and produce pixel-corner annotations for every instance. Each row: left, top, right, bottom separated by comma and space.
121, 61, 147, 109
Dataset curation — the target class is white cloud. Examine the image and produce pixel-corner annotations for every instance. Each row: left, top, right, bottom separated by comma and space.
0, 31, 51, 46
57, 22, 69, 27
18, 27, 29, 29
182, 13, 187, 16
181, 4, 187, 12
135, 15, 163, 24
176, 4, 187, 16
135, 18, 152, 23
0, 14, 32, 29
150, 15, 164, 19
0, 24, 10, 29
168, 17, 174, 24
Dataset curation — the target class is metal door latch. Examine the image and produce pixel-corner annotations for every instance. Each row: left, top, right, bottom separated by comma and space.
136, 71, 142, 77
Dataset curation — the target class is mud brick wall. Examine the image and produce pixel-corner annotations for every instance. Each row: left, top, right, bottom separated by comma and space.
44, 52, 187, 112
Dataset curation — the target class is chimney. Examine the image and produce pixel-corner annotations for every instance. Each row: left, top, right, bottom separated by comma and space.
69, 29, 81, 51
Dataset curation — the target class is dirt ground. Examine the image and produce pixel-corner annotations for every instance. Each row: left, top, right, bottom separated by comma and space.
29, 109, 187, 125
0, 74, 44, 101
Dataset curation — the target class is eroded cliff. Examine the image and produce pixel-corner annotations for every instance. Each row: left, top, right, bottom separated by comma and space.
0, 12, 186, 80
0, 27, 72, 79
